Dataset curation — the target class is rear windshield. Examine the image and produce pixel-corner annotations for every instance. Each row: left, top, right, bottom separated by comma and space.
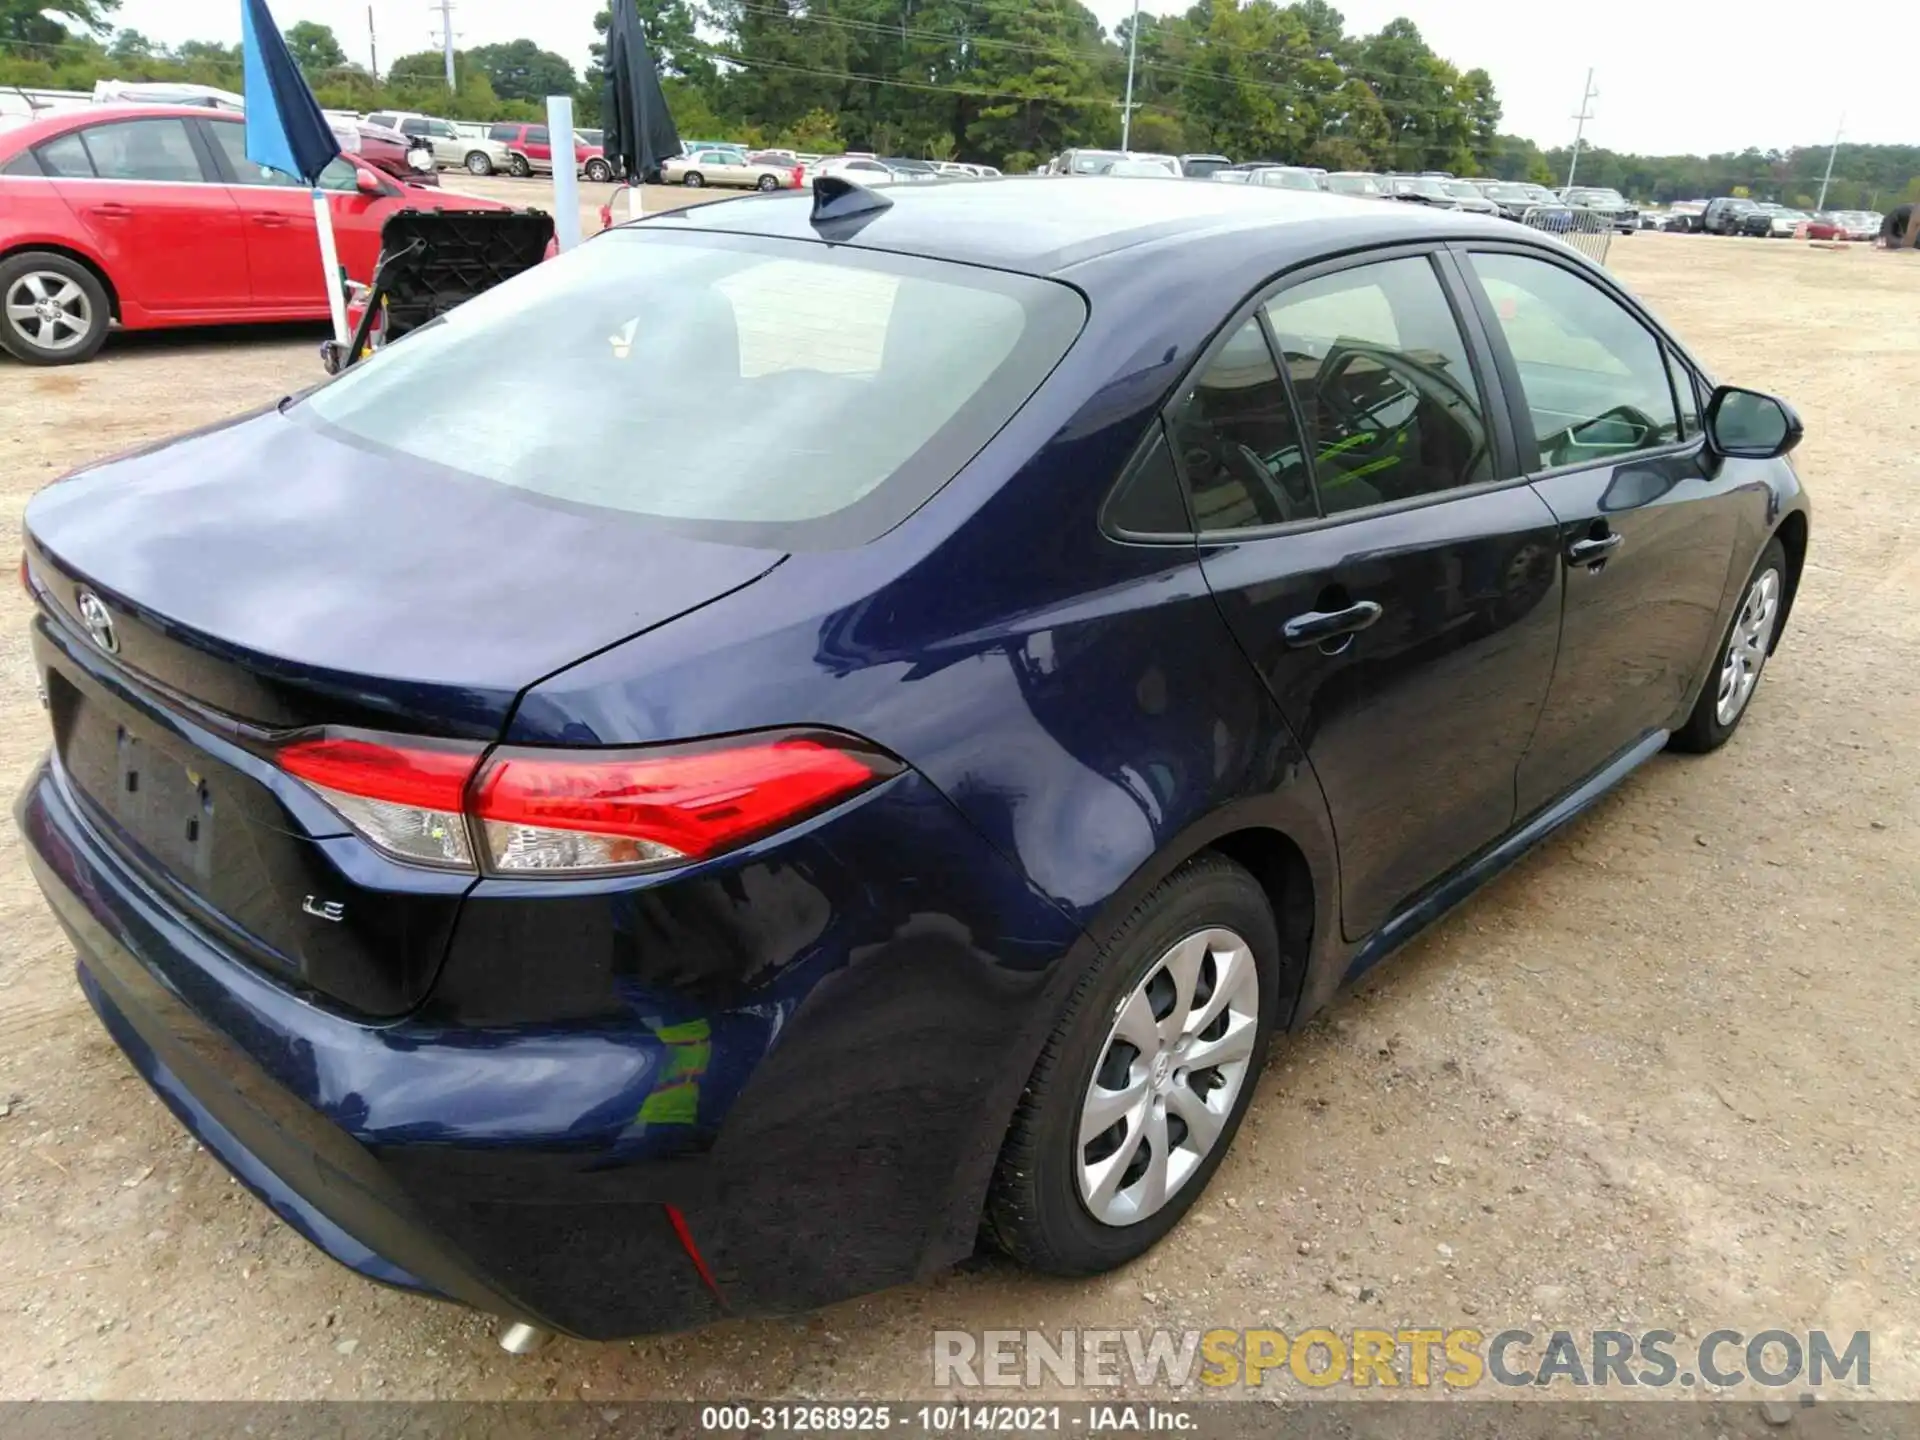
299, 230, 1085, 548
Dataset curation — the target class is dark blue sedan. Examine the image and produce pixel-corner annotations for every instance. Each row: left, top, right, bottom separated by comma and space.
17, 177, 1809, 1342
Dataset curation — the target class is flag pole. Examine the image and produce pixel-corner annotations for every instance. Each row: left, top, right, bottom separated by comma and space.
311, 189, 350, 343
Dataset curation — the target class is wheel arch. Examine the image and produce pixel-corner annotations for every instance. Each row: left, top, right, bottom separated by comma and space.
950, 809, 1336, 1267
2, 242, 120, 322
1771, 507, 1809, 649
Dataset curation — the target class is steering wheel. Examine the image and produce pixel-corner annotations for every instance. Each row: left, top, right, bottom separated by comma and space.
1312, 344, 1488, 486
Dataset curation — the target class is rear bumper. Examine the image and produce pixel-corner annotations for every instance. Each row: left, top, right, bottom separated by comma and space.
18, 752, 1081, 1339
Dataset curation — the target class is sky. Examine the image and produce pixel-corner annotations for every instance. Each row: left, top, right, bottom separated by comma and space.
104, 0, 1912, 157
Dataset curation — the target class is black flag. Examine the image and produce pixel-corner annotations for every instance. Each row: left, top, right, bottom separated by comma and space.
601, 0, 683, 186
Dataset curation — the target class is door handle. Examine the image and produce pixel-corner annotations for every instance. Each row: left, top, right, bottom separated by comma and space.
1565, 532, 1624, 567
87, 203, 132, 219
1283, 600, 1383, 649
251, 215, 292, 227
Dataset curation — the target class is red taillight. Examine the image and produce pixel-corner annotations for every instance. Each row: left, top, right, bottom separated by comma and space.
275, 729, 893, 876
278, 735, 478, 812
278, 734, 482, 868
473, 734, 890, 873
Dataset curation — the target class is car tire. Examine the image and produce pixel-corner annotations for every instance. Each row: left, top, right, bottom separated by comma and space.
465, 152, 493, 176
585, 159, 611, 183
1670, 536, 1789, 754
507, 153, 531, 178
0, 250, 111, 366
684, 171, 704, 188
983, 854, 1281, 1276
756, 174, 778, 192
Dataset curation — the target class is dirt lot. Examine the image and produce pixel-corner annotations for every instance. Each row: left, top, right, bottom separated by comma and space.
1, 206, 1917, 1402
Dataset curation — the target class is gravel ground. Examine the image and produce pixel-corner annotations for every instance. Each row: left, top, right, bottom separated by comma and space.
0, 214, 1916, 1402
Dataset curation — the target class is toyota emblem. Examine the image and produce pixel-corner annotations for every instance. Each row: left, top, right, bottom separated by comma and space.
75, 587, 118, 654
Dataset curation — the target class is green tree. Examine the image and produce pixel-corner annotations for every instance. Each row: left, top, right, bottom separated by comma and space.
106, 26, 159, 61
386, 48, 450, 87
466, 38, 576, 102
173, 39, 239, 65
283, 20, 347, 77
1, 0, 118, 46
591, 1, 712, 84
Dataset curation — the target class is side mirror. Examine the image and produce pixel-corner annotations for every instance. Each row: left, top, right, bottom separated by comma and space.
354, 167, 384, 196
1705, 385, 1803, 460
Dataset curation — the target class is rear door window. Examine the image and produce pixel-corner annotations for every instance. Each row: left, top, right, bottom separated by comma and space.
1169, 317, 1315, 530
526, 126, 549, 144
299, 231, 1086, 547
79, 119, 205, 183
1262, 255, 1494, 515
34, 133, 93, 176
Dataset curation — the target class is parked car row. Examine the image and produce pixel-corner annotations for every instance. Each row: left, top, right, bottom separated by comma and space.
1208, 166, 1586, 233
1673, 197, 1885, 239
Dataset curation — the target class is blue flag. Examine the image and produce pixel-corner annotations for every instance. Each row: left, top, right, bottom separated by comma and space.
240, 0, 340, 186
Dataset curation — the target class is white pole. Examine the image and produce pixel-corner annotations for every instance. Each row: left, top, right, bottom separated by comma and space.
547, 94, 582, 251
1120, 0, 1140, 150
1566, 68, 1596, 189
311, 189, 350, 344
438, 0, 456, 89
1815, 113, 1844, 212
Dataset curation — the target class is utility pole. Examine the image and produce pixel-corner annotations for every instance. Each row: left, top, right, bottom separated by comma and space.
367, 5, 379, 81
1815, 113, 1845, 211
431, 0, 456, 89
1565, 68, 1597, 189
1119, 0, 1141, 150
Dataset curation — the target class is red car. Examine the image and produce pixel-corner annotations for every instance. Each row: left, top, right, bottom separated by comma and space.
486, 121, 614, 182
0, 105, 509, 365
332, 116, 441, 190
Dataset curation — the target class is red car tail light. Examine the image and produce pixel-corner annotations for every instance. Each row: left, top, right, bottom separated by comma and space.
276, 729, 897, 877
472, 732, 896, 874
278, 734, 483, 868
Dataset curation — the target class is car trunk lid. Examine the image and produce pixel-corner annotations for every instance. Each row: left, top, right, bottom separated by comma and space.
25, 409, 783, 1015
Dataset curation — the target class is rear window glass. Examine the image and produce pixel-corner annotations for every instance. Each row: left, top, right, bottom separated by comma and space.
299, 230, 1085, 548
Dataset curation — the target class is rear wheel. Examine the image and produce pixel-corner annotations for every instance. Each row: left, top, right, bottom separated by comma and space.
756, 174, 779, 192
684, 171, 705, 188
464, 151, 493, 176
507, 152, 531, 178
1671, 537, 1788, 753
0, 251, 110, 366
984, 855, 1280, 1275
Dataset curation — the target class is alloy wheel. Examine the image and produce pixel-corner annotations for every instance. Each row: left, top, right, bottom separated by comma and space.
1715, 567, 1781, 725
1075, 927, 1260, 1227
5, 271, 93, 354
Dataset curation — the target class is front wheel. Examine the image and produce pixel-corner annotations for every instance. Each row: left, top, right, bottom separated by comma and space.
465, 151, 493, 176
507, 153, 532, 178
0, 250, 111, 365
984, 855, 1280, 1275
683, 171, 704, 187
585, 159, 612, 182
756, 173, 778, 192
1671, 536, 1788, 753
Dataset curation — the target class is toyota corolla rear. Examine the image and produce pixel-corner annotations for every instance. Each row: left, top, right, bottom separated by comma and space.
16, 222, 1088, 1338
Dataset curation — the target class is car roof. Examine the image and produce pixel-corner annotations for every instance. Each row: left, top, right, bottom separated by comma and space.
636, 174, 1518, 277
0, 103, 248, 149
